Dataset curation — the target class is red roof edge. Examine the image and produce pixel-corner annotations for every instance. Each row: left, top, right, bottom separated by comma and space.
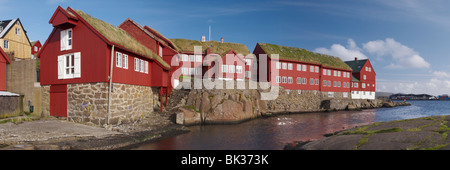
0, 47, 11, 64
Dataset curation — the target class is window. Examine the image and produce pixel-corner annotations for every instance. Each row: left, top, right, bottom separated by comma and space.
246, 71, 251, 78
363, 75, 366, 80
222, 65, 228, 73
302, 78, 307, 84
282, 76, 287, 83
140, 59, 144, 73
369, 67, 371, 72
245, 59, 251, 65
116, 52, 122, 68
310, 78, 314, 85
60, 28, 72, 51
123, 54, 128, 69
144, 61, 148, 74
355, 83, 358, 88
181, 68, 188, 75
276, 62, 281, 69
288, 77, 293, 84
328, 92, 334, 98
159, 45, 163, 57
236, 66, 243, 74
323, 69, 327, 75
362, 83, 366, 88
15, 28, 20, 35
310, 66, 314, 72
365, 67, 368, 71
229, 65, 235, 73
58, 52, 81, 79
343, 92, 348, 98
333, 71, 337, 77
134, 58, 139, 71
3, 40, 8, 49
297, 64, 301, 71
338, 71, 341, 77
297, 77, 302, 84
323, 80, 327, 86
195, 67, 201, 76
328, 70, 331, 76
343, 82, 346, 88
34, 46, 38, 52
182, 54, 188, 62
315, 79, 319, 85
333, 81, 336, 87
288, 63, 293, 70
338, 81, 341, 87
195, 55, 202, 62
282, 63, 287, 70
302, 65, 307, 71
315, 66, 319, 73
276, 76, 281, 83
328, 81, 331, 87
189, 55, 195, 62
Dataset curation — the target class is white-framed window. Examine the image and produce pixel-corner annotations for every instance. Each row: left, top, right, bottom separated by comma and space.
333, 71, 337, 77
236, 65, 243, 74
323, 69, 327, 75
189, 55, 195, 62
60, 28, 72, 51
310, 66, 314, 72
288, 63, 293, 70
276, 76, 281, 83
315, 66, 319, 73
343, 82, 346, 88
323, 80, 327, 86
328, 92, 334, 98
310, 78, 314, 85
288, 77, 293, 84
182, 54, 188, 62
365, 67, 368, 71
222, 65, 228, 73
276, 62, 281, 69
229, 65, 235, 73
328, 81, 331, 87
34, 46, 38, 52
355, 83, 358, 88
181, 67, 188, 75
15, 28, 20, 35
58, 52, 81, 79
302, 65, 307, 71
116, 52, 122, 68
333, 81, 336, 87
123, 54, 128, 69
338, 81, 341, 87
144, 61, 148, 74
282, 76, 287, 83
343, 92, 348, 98
246, 71, 251, 78
297, 64, 301, 71
338, 71, 341, 77
328, 70, 331, 76
369, 67, 371, 72
302, 78, 307, 84
245, 59, 252, 65
134, 58, 139, 72
3, 40, 8, 49
196, 55, 202, 62
364, 75, 367, 80
362, 83, 366, 88
297, 77, 302, 84
159, 45, 163, 57
140, 59, 144, 73
315, 79, 319, 85
282, 63, 287, 70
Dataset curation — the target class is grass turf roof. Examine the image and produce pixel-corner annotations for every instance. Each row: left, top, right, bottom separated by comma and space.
73, 9, 170, 69
258, 43, 351, 70
169, 38, 250, 56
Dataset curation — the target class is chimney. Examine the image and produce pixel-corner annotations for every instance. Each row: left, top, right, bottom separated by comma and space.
206, 48, 210, 55
355, 57, 358, 61
221, 37, 224, 43
201, 36, 206, 42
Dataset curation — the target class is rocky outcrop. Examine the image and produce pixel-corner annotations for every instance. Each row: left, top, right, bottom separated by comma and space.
173, 80, 410, 125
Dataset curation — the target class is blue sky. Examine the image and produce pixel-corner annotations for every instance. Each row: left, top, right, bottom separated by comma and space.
2, 0, 450, 95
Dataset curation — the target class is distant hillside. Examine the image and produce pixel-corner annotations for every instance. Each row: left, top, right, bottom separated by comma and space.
376, 92, 393, 97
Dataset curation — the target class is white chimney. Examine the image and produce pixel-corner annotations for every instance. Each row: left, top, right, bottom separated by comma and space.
201, 36, 206, 42
221, 37, 224, 43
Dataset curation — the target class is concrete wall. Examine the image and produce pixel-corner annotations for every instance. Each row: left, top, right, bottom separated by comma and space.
0, 95, 23, 117
6, 59, 41, 116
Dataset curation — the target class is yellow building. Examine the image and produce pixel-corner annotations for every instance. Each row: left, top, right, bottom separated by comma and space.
0, 18, 32, 59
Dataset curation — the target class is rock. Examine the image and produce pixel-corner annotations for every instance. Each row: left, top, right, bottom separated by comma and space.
178, 107, 201, 125
346, 103, 357, 110
200, 92, 211, 113
175, 112, 184, 125
210, 94, 223, 109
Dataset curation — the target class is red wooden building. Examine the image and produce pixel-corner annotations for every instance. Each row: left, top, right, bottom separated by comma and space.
38, 6, 171, 125
345, 58, 376, 99
0, 47, 10, 91
253, 43, 352, 93
31, 40, 42, 55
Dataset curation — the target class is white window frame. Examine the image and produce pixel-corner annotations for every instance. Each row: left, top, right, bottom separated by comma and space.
236, 65, 243, 74
364, 75, 366, 80
297, 64, 301, 71
297, 77, 301, 84
323, 69, 327, 75
323, 80, 327, 86
58, 52, 81, 79
123, 54, 128, 69
246, 71, 251, 78
276, 76, 281, 83
116, 52, 122, 68
302, 78, 307, 84
195, 55, 202, 62
310, 78, 314, 85
338, 71, 341, 77
302, 65, 307, 71
182, 54, 188, 62
60, 28, 73, 51
3, 40, 8, 49
245, 59, 251, 66
355, 83, 358, 88
288, 63, 293, 70
134, 58, 139, 71
282, 63, 287, 70
144, 61, 148, 74
276, 62, 281, 69
229, 65, 235, 73
328, 70, 331, 76
288, 77, 293, 84
15, 27, 20, 35
222, 65, 228, 73
362, 83, 366, 88
328, 81, 331, 87
315, 66, 319, 73
282, 76, 287, 83
310, 66, 314, 72
140, 59, 144, 73
315, 79, 319, 85
159, 45, 163, 57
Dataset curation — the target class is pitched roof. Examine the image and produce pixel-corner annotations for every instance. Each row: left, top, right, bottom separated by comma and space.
68, 8, 170, 69
257, 43, 352, 70
351, 75, 360, 82
344, 59, 368, 73
0, 47, 11, 64
170, 38, 250, 56
0, 19, 14, 38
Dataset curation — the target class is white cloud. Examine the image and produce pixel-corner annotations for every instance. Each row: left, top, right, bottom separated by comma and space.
362, 38, 430, 69
314, 39, 367, 61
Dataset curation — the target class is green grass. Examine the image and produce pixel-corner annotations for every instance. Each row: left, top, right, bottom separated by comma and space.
170, 38, 251, 56
257, 43, 352, 70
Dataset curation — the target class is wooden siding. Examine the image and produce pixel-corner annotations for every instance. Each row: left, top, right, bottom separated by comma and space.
0, 20, 31, 59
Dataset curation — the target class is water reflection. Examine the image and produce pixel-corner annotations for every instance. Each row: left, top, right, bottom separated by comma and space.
133, 110, 377, 150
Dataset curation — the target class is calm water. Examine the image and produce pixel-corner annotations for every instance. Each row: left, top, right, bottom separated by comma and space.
133, 100, 450, 150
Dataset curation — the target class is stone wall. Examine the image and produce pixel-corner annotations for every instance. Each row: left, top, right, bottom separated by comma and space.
40, 85, 50, 117
0, 95, 22, 117
67, 82, 153, 127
